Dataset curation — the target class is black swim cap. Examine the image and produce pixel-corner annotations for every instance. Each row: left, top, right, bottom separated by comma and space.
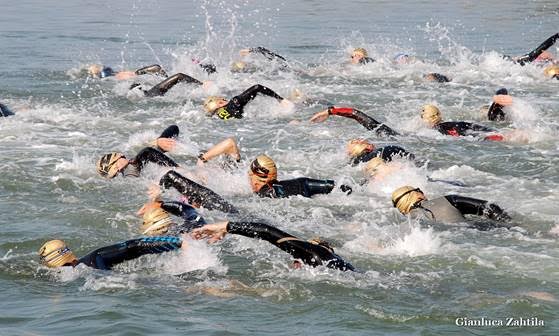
100, 67, 115, 78
495, 88, 508, 95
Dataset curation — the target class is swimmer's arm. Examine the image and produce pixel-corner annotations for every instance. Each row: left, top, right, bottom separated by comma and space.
444, 195, 511, 221
159, 170, 238, 213
299, 178, 336, 197
248, 47, 288, 62
198, 137, 241, 164
135, 64, 167, 77
469, 123, 495, 132
232, 84, 284, 107
150, 125, 180, 152
516, 33, 559, 65
134, 147, 179, 169
328, 107, 399, 136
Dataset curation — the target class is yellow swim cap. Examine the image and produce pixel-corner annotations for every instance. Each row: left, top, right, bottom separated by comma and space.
421, 104, 442, 126
96, 152, 125, 178
543, 65, 559, 78
249, 155, 277, 182
38, 240, 78, 268
391, 186, 426, 215
353, 48, 368, 58
231, 61, 247, 72
204, 96, 226, 114
346, 139, 375, 158
364, 157, 386, 177
141, 207, 174, 235
87, 64, 103, 77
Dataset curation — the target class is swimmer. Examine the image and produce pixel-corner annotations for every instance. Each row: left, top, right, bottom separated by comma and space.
87, 64, 167, 80
507, 33, 559, 65
248, 155, 352, 198
190, 58, 217, 74
310, 106, 399, 137
424, 73, 451, 83
159, 170, 238, 214
391, 186, 511, 230
485, 88, 512, 121
420, 104, 502, 140
393, 53, 418, 64
96, 147, 178, 179
38, 236, 182, 270
543, 65, 559, 79
129, 72, 208, 97
350, 47, 375, 65
346, 139, 414, 166
0, 102, 15, 117
204, 84, 290, 120
233, 47, 289, 72
137, 204, 206, 236
192, 221, 356, 272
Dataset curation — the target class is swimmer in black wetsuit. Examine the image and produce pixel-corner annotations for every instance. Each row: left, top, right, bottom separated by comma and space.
544, 65, 559, 79
420, 104, 502, 140
0, 102, 15, 117
484, 88, 512, 121
137, 204, 206, 236
391, 186, 511, 230
96, 147, 178, 179
310, 106, 399, 137
232, 47, 290, 72
87, 64, 167, 80
350, 48, 375, 65
203, 84, 290, 120
38, 236, 182, 270
192, 221, 355, 272
507, 33, 559, 66
346, 139, 414, 166
248, 155, 351, 198
129, 73, 206, 97
424, 73, 451, 83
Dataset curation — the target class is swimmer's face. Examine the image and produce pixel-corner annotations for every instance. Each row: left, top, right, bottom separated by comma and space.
88, 64, 103, 77
111, 157, 129, 176
350, 52, 365, 64
248, 171, 269, 192
346, 139, 374, 157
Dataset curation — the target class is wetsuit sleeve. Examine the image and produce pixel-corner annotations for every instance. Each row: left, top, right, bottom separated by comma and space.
159, 125, 179, 139
487, 103, 505, 121
135, 64, 167, 77
516, 33, 559, 65
199, 62, 217, 74
145, 73, 202, 97
161, 201, 206, 232
226, 222, 355, 271
78, 237, 182, 270
231, 84, 284, 107
159, 170, 238, 213
133, 147, 178, 170
249, 47, 288, 62
469, 123, 495, 132
444, 195, 511, 221
0, 103, 15, 117
328, 107, 399, 137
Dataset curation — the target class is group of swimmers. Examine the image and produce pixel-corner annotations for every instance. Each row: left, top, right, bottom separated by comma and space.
36, 33, 558, 274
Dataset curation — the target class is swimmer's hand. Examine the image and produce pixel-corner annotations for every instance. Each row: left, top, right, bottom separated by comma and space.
309, 109, 330, 123
156, 138, 177, 152
239, 49, 250, 57
280, 99, 294, 109
492, 94, 513, 106
191, 222, 229, 243
137, 200, 162, 216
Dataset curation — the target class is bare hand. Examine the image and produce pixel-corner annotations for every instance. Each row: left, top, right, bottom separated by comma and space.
191, 222, 228, 243
280, 99, 294, 110
137, 201, 161, 216
156, 138, 177, 152
492, 94, 513, 106
309, 110, 330, 123
239, 49, 250, 57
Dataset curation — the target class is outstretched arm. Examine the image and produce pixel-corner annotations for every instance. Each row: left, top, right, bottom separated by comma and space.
198, 137, 241, 163
241, 47, 288, 66
145, 73, 203, 97
232, 84, 284, 107
133, 147, 179, 170
515, 33, 559, 65
311, 107, 399, 137
135, 64, 168, 77
444, 195, 511, 221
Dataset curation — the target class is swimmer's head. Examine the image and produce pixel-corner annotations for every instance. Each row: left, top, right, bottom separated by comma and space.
231, 61, 247, 72
87, 64, 114, 78
421, 104, 442, 126
346, 139, 375, 158
141, 208, 174, 235
544, 65, 559, 79
204, 96, 228, 115
248, 155, 277, 192
364, 157, 386, 177
393, 53, 410, 64
391, 186, 426, 215
351, 48, 368, 64
96, 152, 126, 179
38, 240, 78, 268
424, 73, 451, 83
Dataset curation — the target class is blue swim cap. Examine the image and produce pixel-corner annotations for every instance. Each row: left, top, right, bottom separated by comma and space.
100, 67, 115, 78
393, 53, 409, 63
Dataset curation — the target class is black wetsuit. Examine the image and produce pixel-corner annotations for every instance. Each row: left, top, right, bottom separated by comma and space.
487, 88, 508, 121
257, 178, 351, 198
132, 73, 203, 97
161, 201, 207, 233
328, 107, 399, 137
248, 47, 289, 68
434, 121, 495, 137
0, 103, 15, 117
122, 147, 178, 177
227, 222, 355, 271
135, 64, 168, 77
351, 145, 414, 166
425, 73, 451, 83
512, 33, 559, 66
359, 57, 375, 65
77, 236, 182, 270
444, 195, 511, 222
159, 170, 238, 213
159, 124, 180, 139
215, 84, 284, 120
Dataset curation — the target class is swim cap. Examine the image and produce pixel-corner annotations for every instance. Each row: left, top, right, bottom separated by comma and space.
87, 64, 104, 78
141, 207, 174, 235
231, 61, 247, 72
346, 139, 375, 158
353, 48, 368, 58
544, 65, 559, 79
99, 67, 115, 78
391, 186, 426, 215
393, 53, 409, 64
421, 104, 442, 126
249, 155, 277, 182
204, 96, 226, 114
96, 152, 125, 178
364, 157, 386, 177
38, 240, 78, 268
